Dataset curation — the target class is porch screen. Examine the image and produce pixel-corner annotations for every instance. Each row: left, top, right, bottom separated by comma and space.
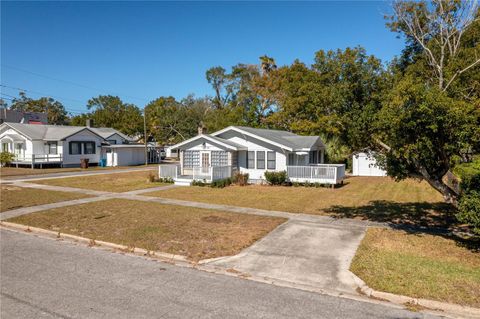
211, 151, 228, 166
309, 151, 318, 164
183, 150, 199, 168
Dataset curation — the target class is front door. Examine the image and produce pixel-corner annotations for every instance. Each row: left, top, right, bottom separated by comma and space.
201, 152, 210, 174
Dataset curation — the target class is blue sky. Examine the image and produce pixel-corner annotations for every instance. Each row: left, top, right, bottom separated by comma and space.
1, 1, 404, 114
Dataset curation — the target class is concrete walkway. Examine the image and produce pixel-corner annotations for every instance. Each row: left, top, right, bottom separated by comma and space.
2, 179, 375, 295
204, 219, 366, 294
0, 166, 156, 183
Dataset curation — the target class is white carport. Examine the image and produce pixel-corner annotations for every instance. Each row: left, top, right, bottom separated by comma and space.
352, 152, 387, 177
102, 144, 146, 167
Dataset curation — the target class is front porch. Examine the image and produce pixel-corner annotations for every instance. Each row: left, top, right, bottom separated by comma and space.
11, 154, 64, 169
159, 164, 233, 186
159, 163, 345, 186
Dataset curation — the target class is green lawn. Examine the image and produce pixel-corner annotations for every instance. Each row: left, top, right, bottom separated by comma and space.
33, 171, 167, 193
146, 177, 455, 228
1, 185, 91, 212
351, 228, 480, 307
7, 199, 286, 261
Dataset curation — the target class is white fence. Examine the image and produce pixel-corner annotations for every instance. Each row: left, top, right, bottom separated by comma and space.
159, 164, 180, 179
286, 164, 345, 184
159, 164, 232, 182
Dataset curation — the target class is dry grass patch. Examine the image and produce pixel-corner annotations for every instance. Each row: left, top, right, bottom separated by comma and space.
34, 171, 165, 193
146, 177, 454, 227
0, 185, 90, 212
350, 228, 480, 307
0, 166, 142, 178
7, 199, 285, 261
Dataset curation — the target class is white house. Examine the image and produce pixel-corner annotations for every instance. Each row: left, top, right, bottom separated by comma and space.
0, 122, 146, 168
161, 126, 345, 186
352, 152, 387, 177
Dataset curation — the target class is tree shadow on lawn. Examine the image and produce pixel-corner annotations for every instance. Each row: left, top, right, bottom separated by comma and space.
324, 200, 479, 252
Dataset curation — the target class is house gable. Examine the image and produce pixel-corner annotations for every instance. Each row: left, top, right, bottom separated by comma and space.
212, 126, 293, 151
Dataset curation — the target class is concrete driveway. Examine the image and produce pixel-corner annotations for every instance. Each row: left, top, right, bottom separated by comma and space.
206, 219, 366, 294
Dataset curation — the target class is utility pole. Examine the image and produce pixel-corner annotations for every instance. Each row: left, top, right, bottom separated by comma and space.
143, 109, 148, 165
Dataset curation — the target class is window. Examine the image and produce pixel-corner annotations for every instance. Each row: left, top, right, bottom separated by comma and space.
69, 142, 82, 155
47, 142, 57, 154
256, 151, 265, 169
107, 139, 117, 145
84, 142, 96, 154
247, 151, 255, 169
288, 153, 295, 165
2, 143, 9, 152
309, 150, 318, 164
211, 151, 228, 166
183, 150, 200, 168
267, 151, 276, 169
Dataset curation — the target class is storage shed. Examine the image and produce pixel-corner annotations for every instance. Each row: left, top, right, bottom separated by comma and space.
102, 145, 146, 167
352, 152, 387, 177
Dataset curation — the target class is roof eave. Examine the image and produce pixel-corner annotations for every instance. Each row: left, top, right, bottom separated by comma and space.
212, 126, 294, 151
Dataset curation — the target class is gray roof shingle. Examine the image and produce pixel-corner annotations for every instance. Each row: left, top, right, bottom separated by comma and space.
1, 123, 132, 141
220, 126, 324, 150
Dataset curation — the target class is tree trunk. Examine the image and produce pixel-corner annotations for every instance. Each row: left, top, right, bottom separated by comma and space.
423, 176, 459, 207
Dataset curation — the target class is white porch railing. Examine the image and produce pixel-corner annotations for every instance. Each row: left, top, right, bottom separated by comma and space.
13, 154, 63, 163
286, 164, 345, 184
211, 165, 232, 180
159, 164, 180, 179
159, 164, 232, 182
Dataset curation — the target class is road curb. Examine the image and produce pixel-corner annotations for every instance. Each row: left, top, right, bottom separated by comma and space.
350, 271, 480, 319
2, 221, 476, 319
0, 221, 189, 264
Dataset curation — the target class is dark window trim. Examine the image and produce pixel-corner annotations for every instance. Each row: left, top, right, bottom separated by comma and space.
47, 141, 57, 155
256, 151, 265, 169
69, 141, 82, 155
247, 151, 255, 169
267, 151, 276, 170
83, 141, 96, 154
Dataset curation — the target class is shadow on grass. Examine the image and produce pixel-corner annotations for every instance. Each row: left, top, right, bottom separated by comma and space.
324, 200, 479, 252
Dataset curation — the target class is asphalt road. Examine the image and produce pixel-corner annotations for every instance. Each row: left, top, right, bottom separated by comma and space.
0, 229, 442, 319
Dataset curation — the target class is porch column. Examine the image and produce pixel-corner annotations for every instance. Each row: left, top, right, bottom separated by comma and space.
179, 150, 184, 175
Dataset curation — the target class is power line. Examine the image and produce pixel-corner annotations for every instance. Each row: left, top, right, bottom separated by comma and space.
2, 64, 149, 103
0, 95, 14, 101
1, 84, 86, 105
0, 90, 86, 115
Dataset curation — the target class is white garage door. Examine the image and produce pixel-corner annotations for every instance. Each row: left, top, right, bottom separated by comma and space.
353, 153, 387, 177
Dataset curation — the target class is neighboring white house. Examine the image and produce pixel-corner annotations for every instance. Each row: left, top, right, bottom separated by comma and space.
0, 122, 146, 168
352, 152, 387, 177
162, 126, 345, 186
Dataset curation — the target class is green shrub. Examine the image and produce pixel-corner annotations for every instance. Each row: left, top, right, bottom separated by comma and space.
453, 157, 480, 194
158, 177, 174, 184
264, 171, 287, 185
453, 157, 480, 234
232, 172, 249, 186
0, 152, 15, 166
211, 177, 232, 188
192, 180, 207, 187
457, 192, 480, 235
